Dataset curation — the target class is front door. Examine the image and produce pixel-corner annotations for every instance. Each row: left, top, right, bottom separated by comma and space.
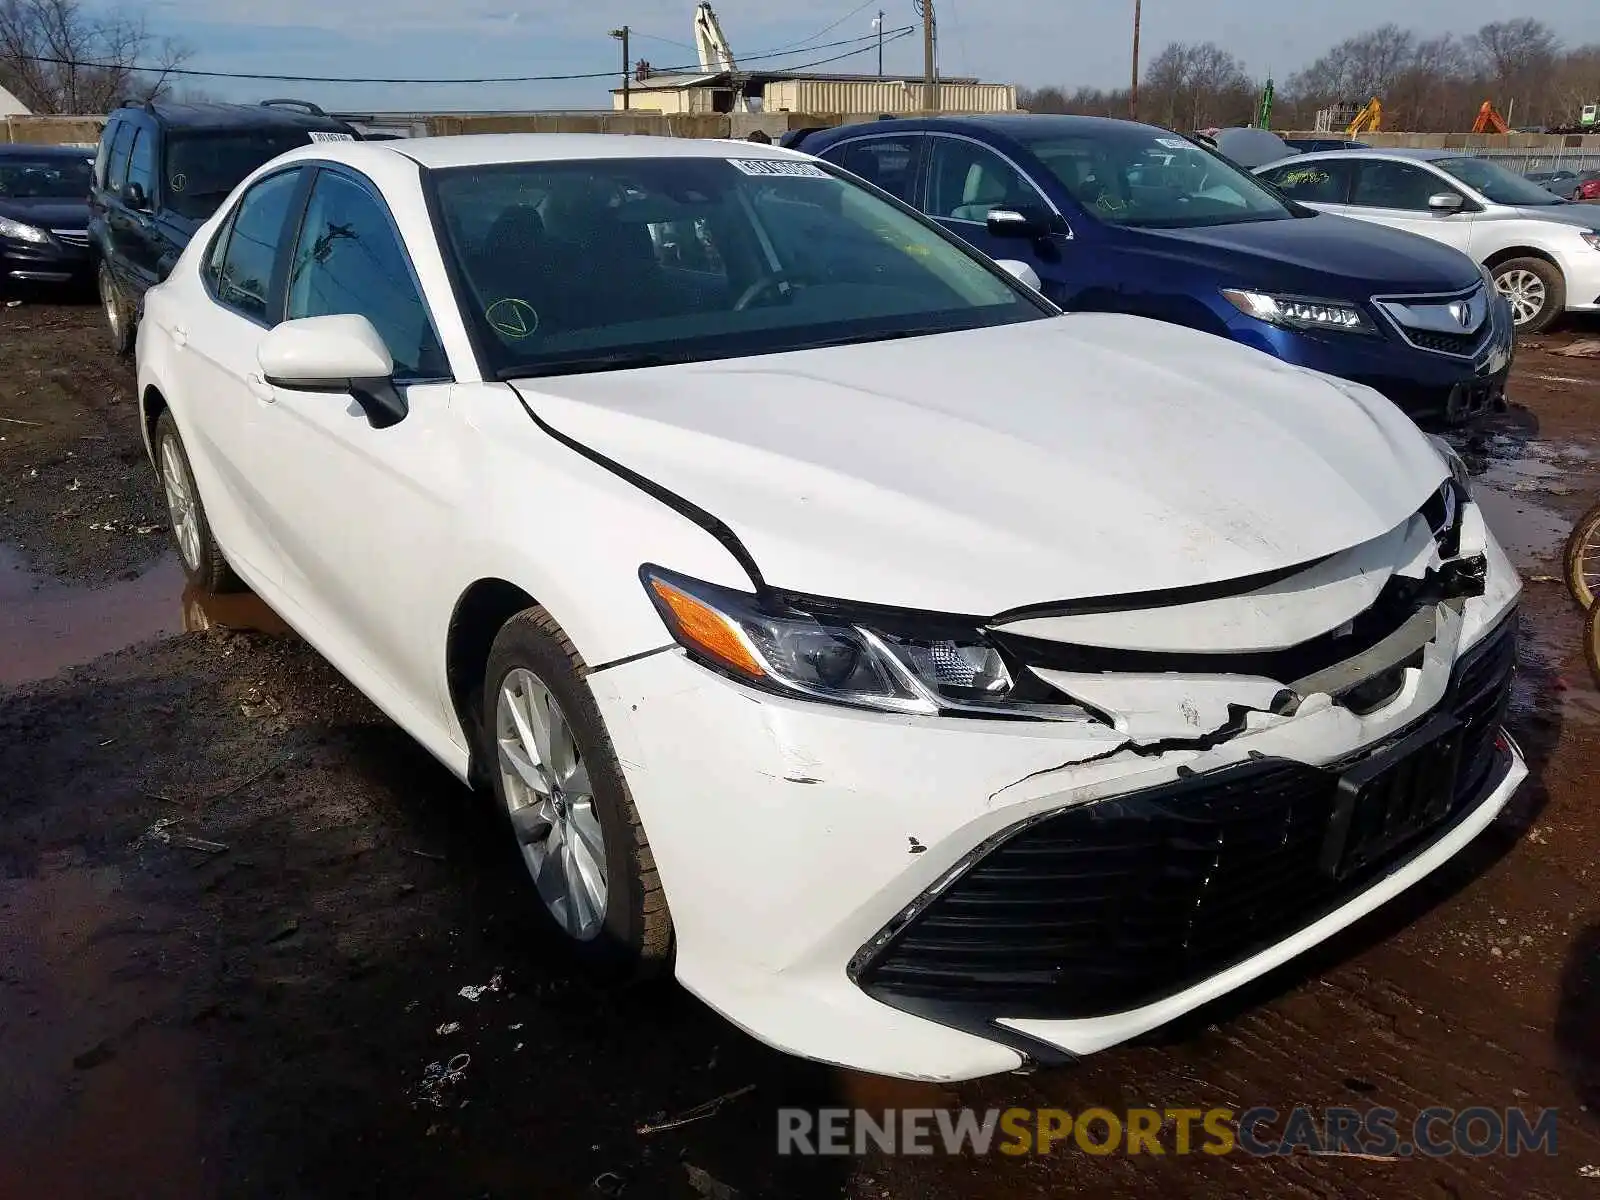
248, 166, 460, 724
920, 135, 1069, 303
1331, 159, 1477, 258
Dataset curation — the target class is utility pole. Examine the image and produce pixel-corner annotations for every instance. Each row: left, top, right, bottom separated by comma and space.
920, 0, 937, 111
610, 26, 631, 110
1129, 0, 1141, 120
875, 11, 885, 79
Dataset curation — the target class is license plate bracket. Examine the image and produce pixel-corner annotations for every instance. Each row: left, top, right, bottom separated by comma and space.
1320, 714, 1464, 880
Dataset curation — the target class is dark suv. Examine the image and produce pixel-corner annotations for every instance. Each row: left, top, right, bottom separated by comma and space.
90, 98, 360, 354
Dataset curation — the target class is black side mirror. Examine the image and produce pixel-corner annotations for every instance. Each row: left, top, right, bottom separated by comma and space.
986, 206, 1054, 238
122, 181, 149, 210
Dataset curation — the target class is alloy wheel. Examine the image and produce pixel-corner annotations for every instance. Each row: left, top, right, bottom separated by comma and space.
1495, 268, 1546, 327
159, 435, 201, 571
101, 269, 121, 340
495, 666, 608, 940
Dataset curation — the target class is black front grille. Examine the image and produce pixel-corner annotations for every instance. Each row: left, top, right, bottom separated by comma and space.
855, 612, 1519, 1022
1406, 327, 1487, 357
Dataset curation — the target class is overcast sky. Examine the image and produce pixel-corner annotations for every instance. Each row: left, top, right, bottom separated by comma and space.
137, 0, 1600, 113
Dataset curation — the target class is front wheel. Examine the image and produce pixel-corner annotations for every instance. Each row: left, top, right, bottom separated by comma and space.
482, 608, 672, 978
1492, 257, 1565, 334
99, 261, 135, 357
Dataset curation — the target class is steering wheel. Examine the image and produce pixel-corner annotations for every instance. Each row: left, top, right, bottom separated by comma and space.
733, 272, 792, 312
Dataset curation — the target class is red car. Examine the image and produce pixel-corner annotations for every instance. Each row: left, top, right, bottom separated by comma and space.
1580, 176, 1600, 202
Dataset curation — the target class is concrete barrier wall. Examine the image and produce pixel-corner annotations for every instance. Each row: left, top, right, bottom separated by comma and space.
2, 110, 997, 145
1281, 129, 1600, 151
2, 115, 104, 146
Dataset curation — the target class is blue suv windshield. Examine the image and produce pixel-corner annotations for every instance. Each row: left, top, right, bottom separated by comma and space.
1014, 126, 1296, 228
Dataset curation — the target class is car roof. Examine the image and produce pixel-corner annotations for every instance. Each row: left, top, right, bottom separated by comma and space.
112, 100, 354, 134
0, 143, 92, 157
317, 133, 820, 170
807, 113, 1166, 143
1280, 147, 1464, 164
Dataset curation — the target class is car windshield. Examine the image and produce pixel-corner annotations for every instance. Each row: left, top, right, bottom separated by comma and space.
1014, 125, 1297, 228
430, 156, 1049, 377
0, 155, 92, 200
1433, 156, 1565, 207
163, 131, 319, 219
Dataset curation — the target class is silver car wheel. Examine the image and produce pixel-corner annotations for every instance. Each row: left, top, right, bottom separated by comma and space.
496, 667, 608, 941
159, 435, 202, 571
1495, 268, 1546, 327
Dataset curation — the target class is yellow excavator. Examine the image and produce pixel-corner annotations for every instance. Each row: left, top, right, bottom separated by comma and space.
1346, 97, 1382, 136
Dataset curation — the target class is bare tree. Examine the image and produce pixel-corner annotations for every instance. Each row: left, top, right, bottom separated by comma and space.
0, 0, 189, 114
1289, 24, 1418, 107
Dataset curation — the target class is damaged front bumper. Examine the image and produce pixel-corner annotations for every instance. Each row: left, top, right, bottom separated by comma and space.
586, 501, 1524, 1082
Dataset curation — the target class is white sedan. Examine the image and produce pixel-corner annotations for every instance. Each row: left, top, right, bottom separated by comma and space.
136, 134, 1525, 1082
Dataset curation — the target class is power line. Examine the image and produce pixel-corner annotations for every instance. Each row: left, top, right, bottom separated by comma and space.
766, 1, 883, 55
7, 27, 914, 86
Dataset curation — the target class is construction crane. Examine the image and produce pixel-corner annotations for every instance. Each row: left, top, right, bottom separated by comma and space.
1346, 97, 1382, 137
692, 2, 747, 113
1472, 100, 1510, 135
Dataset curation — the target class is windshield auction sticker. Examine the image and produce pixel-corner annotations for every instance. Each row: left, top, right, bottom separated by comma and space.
727, 159, 829, 178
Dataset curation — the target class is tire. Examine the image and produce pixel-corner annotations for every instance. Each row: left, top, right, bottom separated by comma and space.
481, 608, 672, 979
99, 261, 135, 357
1587, 601, 1600, 691
154, 410, 243, 593
1564, 499, 1600, 611
1491, 257, 1565, 334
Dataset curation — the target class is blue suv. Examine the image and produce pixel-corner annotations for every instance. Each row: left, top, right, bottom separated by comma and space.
789, 115, 1514, 427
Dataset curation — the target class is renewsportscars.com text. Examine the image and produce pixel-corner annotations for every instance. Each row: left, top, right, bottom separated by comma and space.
777, 1106, 1559, 1158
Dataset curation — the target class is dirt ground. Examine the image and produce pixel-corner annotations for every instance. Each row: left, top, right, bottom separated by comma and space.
3, 296, 1600, 1200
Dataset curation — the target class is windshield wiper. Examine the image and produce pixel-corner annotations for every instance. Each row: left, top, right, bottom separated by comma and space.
497, 351, 691, 380
789, 326, 959, 352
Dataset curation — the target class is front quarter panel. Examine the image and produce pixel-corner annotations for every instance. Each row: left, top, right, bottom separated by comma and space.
444, 382, 760, 680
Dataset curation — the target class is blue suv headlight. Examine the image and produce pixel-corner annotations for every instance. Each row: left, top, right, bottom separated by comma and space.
1222, 288, 1375, 334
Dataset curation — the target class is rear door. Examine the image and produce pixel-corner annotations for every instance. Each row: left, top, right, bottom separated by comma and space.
1257, 157, 1358, 212
172, 166, 309, 584
817, 134, 927, 206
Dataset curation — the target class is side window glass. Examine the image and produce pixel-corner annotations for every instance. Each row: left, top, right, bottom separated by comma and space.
825, 138, 921, 203
286, 171, 447, 379
1261, 160, 1352, 203
93, 124, 115, 190
1350, 161, 1441, 211
216, 169, 301, 322
926, 138, 1047, 223
202, 209, 237, 293
125, 128, 155, 201
105, 122, 135, 194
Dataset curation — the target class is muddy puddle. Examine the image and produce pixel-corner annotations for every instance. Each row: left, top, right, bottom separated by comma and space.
1, 546, 290, 685
1460, 436, 1584, 569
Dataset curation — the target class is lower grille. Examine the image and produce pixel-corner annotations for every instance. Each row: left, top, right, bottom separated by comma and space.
1407, 327, 1488, 357
855, 612, 1519, 1021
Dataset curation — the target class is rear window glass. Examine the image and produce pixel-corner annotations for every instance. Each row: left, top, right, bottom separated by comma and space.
163, 131, 319, 220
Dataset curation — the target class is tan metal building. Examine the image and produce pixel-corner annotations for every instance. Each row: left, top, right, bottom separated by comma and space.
612, 70, 1017, 115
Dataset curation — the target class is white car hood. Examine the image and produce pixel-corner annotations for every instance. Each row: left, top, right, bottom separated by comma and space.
512, 313, 1447, 615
